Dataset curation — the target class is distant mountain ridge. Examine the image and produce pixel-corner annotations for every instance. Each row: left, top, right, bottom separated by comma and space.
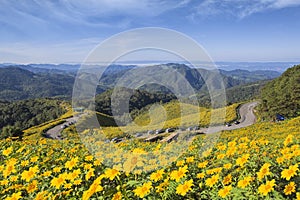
220, 69, 281, 82
0, 67, 74, 100
100, 63, 280, 91
0, 63, 281, 101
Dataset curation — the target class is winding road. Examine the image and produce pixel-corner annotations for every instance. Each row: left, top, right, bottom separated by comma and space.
44, 101, 258, 140
202, 101, 258, 134
44, 115, 82, 140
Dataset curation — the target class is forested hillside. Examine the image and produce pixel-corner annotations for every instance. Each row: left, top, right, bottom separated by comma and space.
0, 67, 74, 100
95, 88, 176, 116
191, 81, 265, 108
260, 64, 300, 119
0, 99, 66, 138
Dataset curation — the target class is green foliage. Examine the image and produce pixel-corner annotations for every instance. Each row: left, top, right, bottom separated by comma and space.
194, 81, 266, 107
23, 109, 74, 138
95, 88, 176, 116
0, 67, 74, 100
259, 64, 300, 120
0, 99, 66, 134
0, 125, 23, 139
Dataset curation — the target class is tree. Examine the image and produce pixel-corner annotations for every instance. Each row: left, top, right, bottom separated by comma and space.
260, 65, 300, 119
1, 125, 23, 139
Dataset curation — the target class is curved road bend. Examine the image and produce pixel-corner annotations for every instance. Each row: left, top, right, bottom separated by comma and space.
44, 115, 82, 140
45, 101, 258, 140
203, 101, 258, 134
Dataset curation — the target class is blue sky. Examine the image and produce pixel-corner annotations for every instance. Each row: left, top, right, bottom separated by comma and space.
1, 0, 300, 63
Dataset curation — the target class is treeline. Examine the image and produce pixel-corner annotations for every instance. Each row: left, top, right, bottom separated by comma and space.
260, 64, 300, 120
225, 81, 265, 104
0, 99, 66, 138
95, 88, 176, 116
192, 81, 264, 108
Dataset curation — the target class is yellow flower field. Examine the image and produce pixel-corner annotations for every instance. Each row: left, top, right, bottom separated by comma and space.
1, 115, 300, 199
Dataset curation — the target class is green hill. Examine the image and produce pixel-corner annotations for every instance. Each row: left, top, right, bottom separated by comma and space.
0, 67, 74, 100
0, 99, 66, 138
130, 101, 239, 130
260, 64, 300, 120
95, 88, 176, 116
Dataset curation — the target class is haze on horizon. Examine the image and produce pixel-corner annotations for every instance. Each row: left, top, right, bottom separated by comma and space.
1, 0, 300, 64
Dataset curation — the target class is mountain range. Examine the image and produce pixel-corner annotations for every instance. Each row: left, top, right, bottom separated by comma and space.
0, 63, 281, 101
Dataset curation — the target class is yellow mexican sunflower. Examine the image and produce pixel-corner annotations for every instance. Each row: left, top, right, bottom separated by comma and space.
2, 147, 13, 156
73, 179, 82, 185
112, 192, 122, 200
222, 174, 232, 185
257, 163, 271, 180
205, 174, 219, 187
281, 164, 298, 180
258, 179, 276, 196
26, 180, 38, 194
198, 161, 208, 168
276, 157, 284, 164
85, 155, 94, 161
236, 154, 250, 167
34, 191, 48, 200
284, 134, 293, 146
21, 166, 39, 182
85, 168, 95, 181
237, 176, 252, 188
176, 160, 185, 166
104, 168, 119, 180
150, 169, 164, 182
170, 165, 188, 182
5, 192, 22, 200
218, 185, 232, 198
223, 163, 232, 169
186, 156, 194, 163
284, 182, 296, 195
50, 176, 65, 189
176, 179, 193, 196
197, 172, 205, 179
65, 157, 79, 170
133, 182, 152, 198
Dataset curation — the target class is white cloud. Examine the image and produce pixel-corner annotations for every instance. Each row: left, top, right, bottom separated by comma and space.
60, 0, 189, 17
193, 0, 300, 19
272, 0, 300, 9
0, 0, 191, 31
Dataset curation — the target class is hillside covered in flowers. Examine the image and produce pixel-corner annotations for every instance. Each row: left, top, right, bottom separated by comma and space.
1, 114, 299, 199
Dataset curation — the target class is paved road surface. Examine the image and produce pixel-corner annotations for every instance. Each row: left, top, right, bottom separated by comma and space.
45, 101, 258, 140
202, 101, 258, 134
44, 115, 81, 140
140, 101, 259, 142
